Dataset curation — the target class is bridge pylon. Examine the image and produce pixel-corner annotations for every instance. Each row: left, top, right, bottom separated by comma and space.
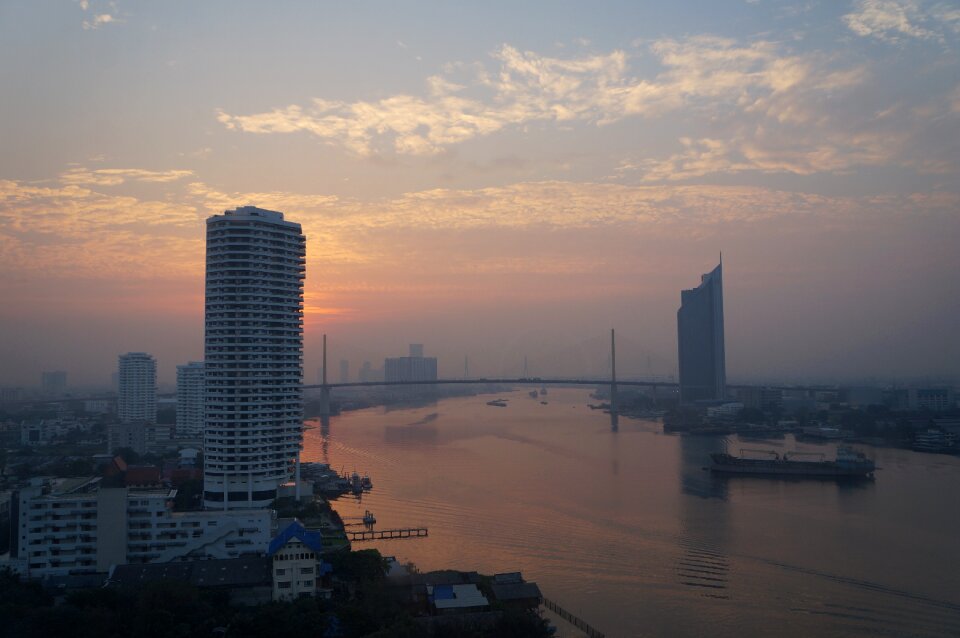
610, 328, 618, 416
319, 333, 331, 417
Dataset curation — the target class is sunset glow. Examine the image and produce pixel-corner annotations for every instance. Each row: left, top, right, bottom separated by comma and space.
1, 1, 958, 386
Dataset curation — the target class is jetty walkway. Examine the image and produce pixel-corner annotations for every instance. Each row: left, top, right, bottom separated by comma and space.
347, 527, 428, 541
542, 597, 605, 638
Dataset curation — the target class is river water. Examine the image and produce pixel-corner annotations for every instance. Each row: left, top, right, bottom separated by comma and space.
302, 388, 960, 638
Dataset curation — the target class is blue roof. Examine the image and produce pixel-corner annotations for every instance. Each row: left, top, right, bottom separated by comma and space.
267, 520, 324, 556
432, 584, 455, 600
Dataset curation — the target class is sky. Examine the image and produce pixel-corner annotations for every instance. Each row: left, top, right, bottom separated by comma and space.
1, 0, 958, 388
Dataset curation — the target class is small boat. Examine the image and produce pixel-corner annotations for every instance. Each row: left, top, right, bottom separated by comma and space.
363, 510, 376, 525
540, 401, 548, 405
360, 474, 373, 489
486, 399, 508, 407
529, 390, 539, 398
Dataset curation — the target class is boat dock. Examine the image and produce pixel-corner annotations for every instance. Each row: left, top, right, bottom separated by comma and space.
347, 527, 428, 541
542, 597, 605, 638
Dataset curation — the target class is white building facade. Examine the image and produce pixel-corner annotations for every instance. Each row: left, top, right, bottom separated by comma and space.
203, 207, 306, 510
176, 361, 205, 438
118, 352, 157, 424
7, 477, 273, 578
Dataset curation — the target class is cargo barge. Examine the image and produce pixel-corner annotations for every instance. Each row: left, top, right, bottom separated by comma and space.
710, 446, 875, 478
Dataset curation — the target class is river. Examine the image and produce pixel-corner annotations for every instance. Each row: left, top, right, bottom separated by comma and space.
301, 388, 960, 638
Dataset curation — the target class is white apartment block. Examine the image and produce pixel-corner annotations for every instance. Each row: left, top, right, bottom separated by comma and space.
7, 477, 273, 578
176, 361, 205, 438
118, 352, 157, 424
203, 207, 306, 510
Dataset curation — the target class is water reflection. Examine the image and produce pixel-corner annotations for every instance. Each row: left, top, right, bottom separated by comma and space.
675, 435, 732, 599
679, 435, 728, 501
383, 426, 439, 444
383, 397, 439, 412
318, 414, 330, 464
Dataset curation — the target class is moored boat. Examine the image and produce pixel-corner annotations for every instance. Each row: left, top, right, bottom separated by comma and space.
710, 446, 875, 478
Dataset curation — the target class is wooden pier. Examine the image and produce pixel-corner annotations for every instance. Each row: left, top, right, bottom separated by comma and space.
542, 597, 605, 638
347, 527, 428, 541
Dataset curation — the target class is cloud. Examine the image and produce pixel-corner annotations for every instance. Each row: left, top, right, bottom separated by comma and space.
60, 168, 195, 186
216, 37, 859, 158
185, 178, 959, 237
0, 179, 203, 281
635, 131, 896, 181
844, 0, 960, 44
216, 33, 958, 181
2, 169, 958, 353
82, 13, 118, 30
77, 0, 123, 30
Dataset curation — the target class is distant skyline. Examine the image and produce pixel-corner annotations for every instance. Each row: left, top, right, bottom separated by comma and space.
1, 1, 958, 387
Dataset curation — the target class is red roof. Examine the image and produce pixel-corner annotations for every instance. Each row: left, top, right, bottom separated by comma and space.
124, 465, 161, 486
169, 467, 202, 486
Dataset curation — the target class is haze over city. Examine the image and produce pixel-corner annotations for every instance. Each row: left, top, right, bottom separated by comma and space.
2, 0, 959, 388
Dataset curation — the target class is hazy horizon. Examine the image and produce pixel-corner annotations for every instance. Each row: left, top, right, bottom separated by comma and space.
2, 1, 958, 388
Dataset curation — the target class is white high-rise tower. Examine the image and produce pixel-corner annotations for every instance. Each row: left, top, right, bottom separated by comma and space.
176, 361, 204, 438
117, 352, 157, 424
203, 206, 306, 510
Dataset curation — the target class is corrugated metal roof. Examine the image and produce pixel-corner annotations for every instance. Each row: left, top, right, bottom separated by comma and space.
431, 584, 489, 609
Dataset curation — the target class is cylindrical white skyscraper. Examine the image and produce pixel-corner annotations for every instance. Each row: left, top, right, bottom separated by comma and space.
203, 206, 306, 510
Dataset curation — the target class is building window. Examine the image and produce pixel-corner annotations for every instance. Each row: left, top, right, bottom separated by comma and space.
278, 581, 291, 589
275, 568, 286, 576
300, 567, 313, 575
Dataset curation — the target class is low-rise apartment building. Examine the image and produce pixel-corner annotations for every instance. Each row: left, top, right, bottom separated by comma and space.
7, 477, 273, 578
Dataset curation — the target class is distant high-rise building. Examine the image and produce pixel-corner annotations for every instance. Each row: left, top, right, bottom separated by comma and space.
339, 359, 349, 383
176, 361, 204, 438
385, 345, 438, 383
203, 206, 306, 510
41, 371, 67, 397
118, 353, 157, 423
359, 361, 372, 383
677, 261, 726, 403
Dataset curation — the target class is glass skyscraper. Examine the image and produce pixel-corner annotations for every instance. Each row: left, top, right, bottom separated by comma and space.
203, 206, 306, 510
677, 261, 726, 403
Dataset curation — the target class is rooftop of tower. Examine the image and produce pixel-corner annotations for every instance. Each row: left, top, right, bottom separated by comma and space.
208, 205, 302, 231
225, 205, 284, 221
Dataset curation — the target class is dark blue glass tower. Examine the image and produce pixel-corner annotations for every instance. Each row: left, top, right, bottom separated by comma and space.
677, 262, 726, 403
